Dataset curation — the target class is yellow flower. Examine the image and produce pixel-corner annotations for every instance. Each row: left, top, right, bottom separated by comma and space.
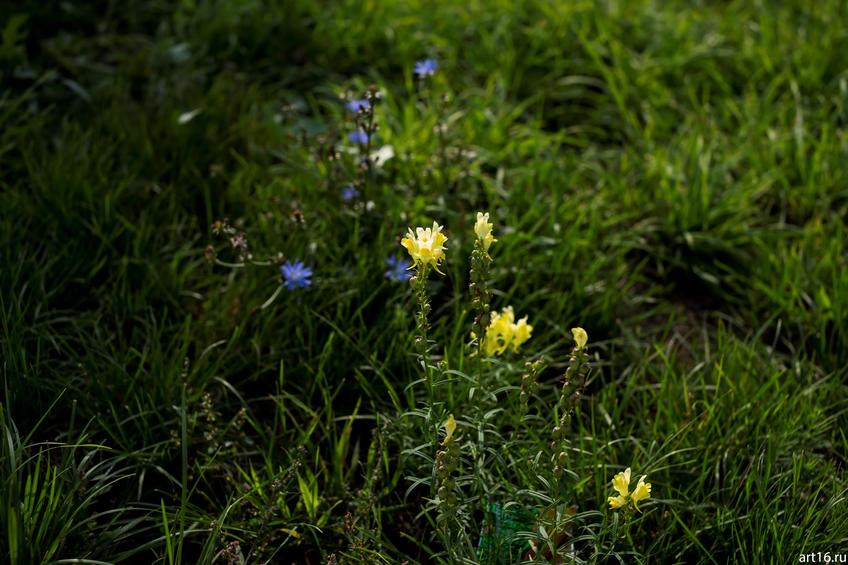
607, 467, 652, 512
401, 221, 448, 273
483, 308, 513, 356
441, 414, 457, 445
474, 212, 496, 251
611, 467, 631, 498
608, 494, 628, 509
512, 316, 533, 351
571, 327, 588, 350
631, 476, 652, 510
482, 307, 533, 356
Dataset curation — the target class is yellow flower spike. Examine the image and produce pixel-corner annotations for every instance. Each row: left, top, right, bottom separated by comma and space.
571, 327, 588, 350
401, 221, 448, 274
482, 306, 533, 357
631, 475, 652, 511
608, 467, 652, 511
474, 212, 496, 251
441, 414, 457, 445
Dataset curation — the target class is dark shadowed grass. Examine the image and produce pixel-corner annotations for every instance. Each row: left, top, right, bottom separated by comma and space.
1, 0, 847, 562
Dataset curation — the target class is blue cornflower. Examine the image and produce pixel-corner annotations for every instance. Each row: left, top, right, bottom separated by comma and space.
280, 260, 313, 290
348, 130, 369, 145
341, 185, 359, 201
346, 98, 370, 113
414, 58, 438, 78
385, 255, 413, 282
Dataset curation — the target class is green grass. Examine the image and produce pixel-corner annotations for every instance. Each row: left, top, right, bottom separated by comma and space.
1, 0, 847, 563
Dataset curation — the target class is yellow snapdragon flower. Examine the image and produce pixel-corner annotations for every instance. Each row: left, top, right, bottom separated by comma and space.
631, 476, 652, 509
474, 212, 496, 251
482, 307, 533, 356
608, 468, 631, 509
483, 309, 514, 356
441, 414, 457, 445
401, 221, 448, 273
608, 467, 652, 512
513, 316, 532, 347
571, 327, 588, 350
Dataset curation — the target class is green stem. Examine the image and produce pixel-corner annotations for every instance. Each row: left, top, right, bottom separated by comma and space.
412, 264, 434, 409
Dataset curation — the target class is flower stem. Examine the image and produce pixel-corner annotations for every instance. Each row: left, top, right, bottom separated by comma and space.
412, 264, 433, 403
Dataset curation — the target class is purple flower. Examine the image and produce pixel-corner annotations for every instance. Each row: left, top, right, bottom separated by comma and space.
348, 130, 369, 145
414, 58, 438, 78
280, 260, 313, 290
385, 255, 412, 282
346, 99, 370, 113
341, 185, 359, 201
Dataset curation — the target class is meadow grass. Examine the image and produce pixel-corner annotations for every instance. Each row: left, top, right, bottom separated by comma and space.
1, 1, 847, 563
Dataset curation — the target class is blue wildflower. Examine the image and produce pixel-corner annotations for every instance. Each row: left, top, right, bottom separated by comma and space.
414, 58, 438, 78
385, 255, 413, 282
280, 260, 313, 290
348, 130, 369, 145
341, 185, 359, 201
346, 99, 370, 113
